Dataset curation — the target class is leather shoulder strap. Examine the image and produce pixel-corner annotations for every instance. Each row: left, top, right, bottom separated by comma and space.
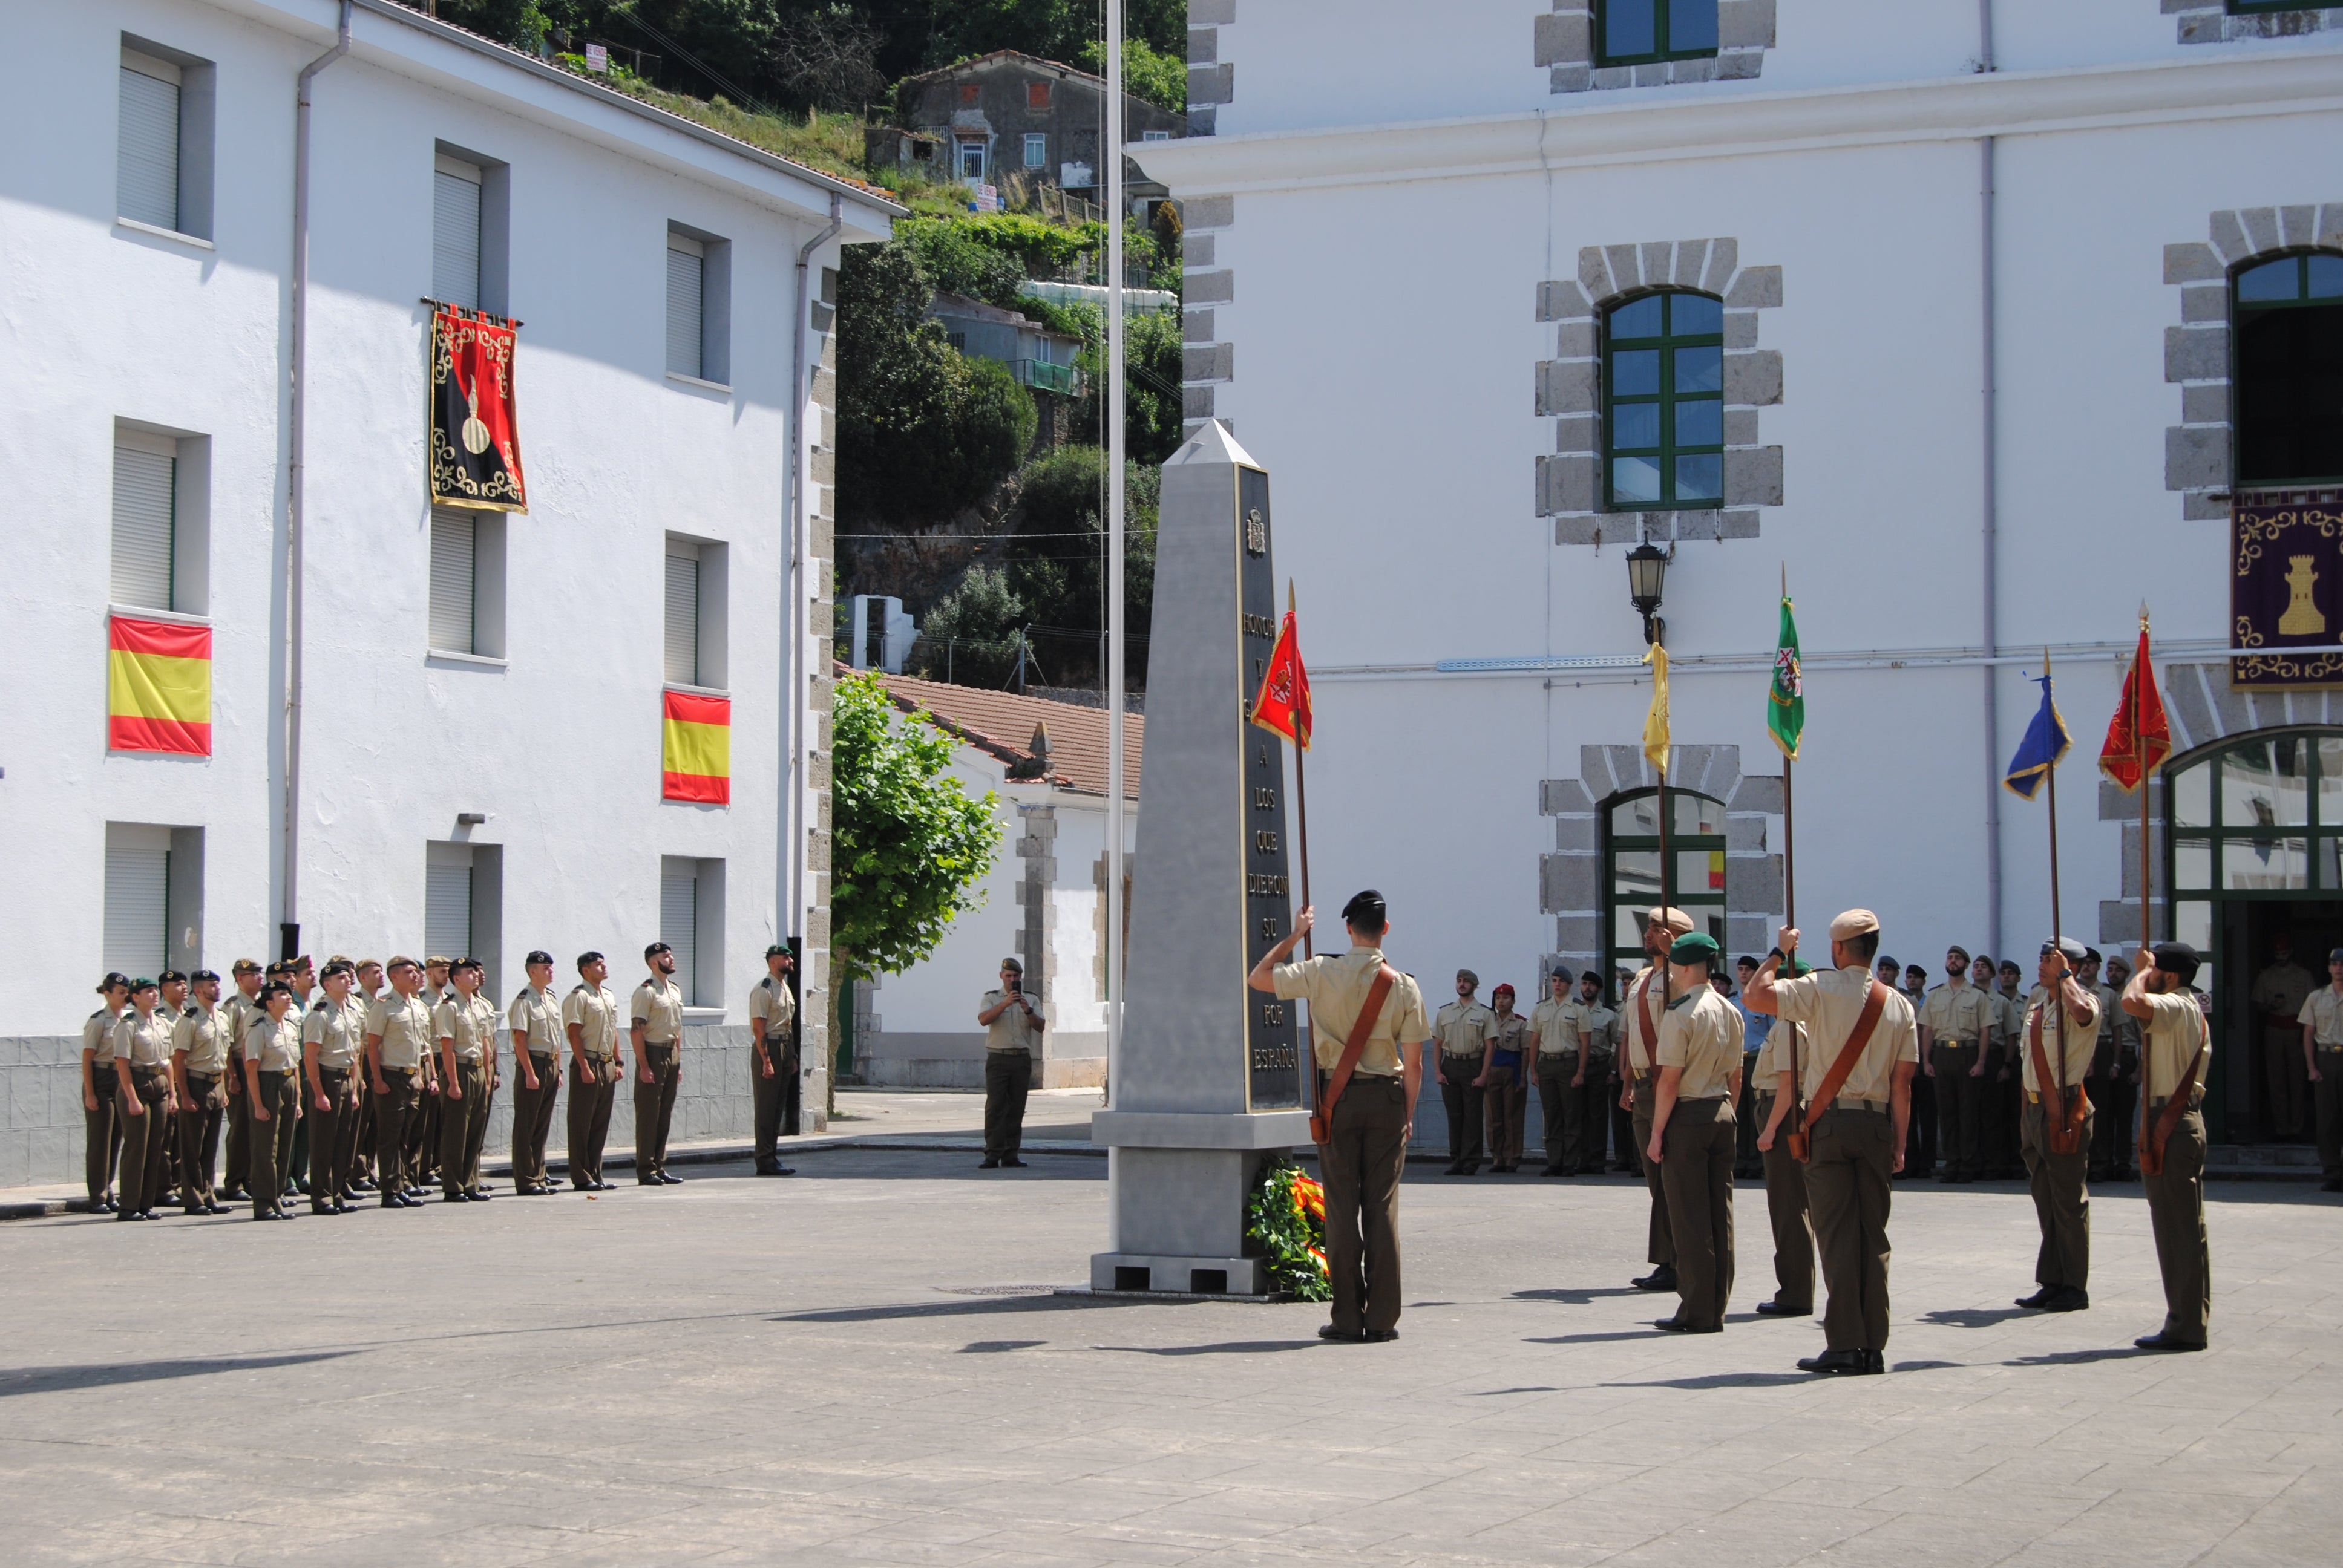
1634, 975, 1658, 1068
1318, 965, 1398, 1133
1800, 979, 1890, 1135
2141, 1001, 2208, 1168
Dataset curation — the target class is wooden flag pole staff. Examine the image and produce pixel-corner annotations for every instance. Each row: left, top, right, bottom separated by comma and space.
2045, 647, 2069, 1116
1292, 581, 1313, 962
2138, 608, 2155, 1168
1780, 564, 1801, 1100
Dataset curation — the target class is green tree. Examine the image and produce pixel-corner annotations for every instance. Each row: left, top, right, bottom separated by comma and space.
1074, 36, 1185, 112
995, 445, 1156, 690
830, 670, 1004, 1077
1070, 305, 1185, 468
911, 564, 1027, 688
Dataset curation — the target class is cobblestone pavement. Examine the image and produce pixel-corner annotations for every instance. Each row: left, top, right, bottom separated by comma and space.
5, 1152, 2338, 1566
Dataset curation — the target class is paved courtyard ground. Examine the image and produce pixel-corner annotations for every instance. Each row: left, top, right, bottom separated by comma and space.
5, 1148, 2338, 1567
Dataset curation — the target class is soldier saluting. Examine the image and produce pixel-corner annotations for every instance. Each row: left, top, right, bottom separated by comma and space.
1747, 909, 1919, 1376
2121, 942, 2213, 1352
2016, 938, 2100, 1313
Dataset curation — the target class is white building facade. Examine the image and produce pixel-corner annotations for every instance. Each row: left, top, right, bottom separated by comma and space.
0, 0, 897, 1186
1146, 2, 2343, 1149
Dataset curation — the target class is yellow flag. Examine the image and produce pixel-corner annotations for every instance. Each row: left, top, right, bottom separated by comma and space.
1642, 643, 1670, 776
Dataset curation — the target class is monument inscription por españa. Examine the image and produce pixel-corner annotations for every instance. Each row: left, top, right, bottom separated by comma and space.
1237, 465, 1303, 1111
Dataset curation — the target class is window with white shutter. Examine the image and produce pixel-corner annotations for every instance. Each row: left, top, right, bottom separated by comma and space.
660, 867, 698, 1002
111, 437, 177, 611
104, 844, 171, 979
429, 507, 477, 654
434, 155, 483, 309
664, 543, 701, 685
118, 51, 180, 231
425, 861, 474, 962
666, 233, 704, 379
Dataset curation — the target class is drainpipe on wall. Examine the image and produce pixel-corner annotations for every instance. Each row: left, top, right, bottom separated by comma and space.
1979, 2, 2002, 956
284, 0, 352, 962
784, 193, 844, 953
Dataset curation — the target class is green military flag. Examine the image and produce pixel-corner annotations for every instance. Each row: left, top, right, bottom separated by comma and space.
1768, 589, 1803, 760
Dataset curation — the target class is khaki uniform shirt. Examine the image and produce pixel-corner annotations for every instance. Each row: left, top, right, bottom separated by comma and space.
750, 975, 798, 1040
1657, 986, 1743, 1100
510, 985, 564, 1057
1622, 965, 1673, 1075
1772, 964, 1919, 1106
564, 983, 621, 1060
83, 1005, 123, 1066
1487, 1011, 1530, 1076
2019, 982, 2100, 1092
980, 988, 1046, 1052
1754, 1014, 1803, 1083
365, 991, 436, 1071
1919, 981, 1996, 1047
173, 1003, 229, 1076
2295, 984, 2343, 1048
111, 1009, 175, 1069
302, 997, 364, 1071
223, 990, 263, 1056
1271, 947, 1430, 1078
631, 978, 684, 1045
2252, 961, 2316, 1025
1432, 998, 1494, 1065
1530, 997, 1587, 1059
434, 993, 499, 1064
1580, 1002, 1618, 1060
2140, 989, 2212, 1102
245, 1013, 302, 1074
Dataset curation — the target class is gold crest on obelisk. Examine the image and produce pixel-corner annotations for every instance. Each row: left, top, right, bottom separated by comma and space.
2279, 554, 2326, 636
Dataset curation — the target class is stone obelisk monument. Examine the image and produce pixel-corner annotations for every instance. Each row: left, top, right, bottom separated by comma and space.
1090, 420, 1309, 1295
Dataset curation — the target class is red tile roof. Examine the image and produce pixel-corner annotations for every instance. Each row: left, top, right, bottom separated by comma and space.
850, 667, 1141, 800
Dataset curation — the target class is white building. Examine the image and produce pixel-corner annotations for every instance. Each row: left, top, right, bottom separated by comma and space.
842, 675, 1139, 1091
1144, 2, 2343, 1151
0, 0, 899, 1186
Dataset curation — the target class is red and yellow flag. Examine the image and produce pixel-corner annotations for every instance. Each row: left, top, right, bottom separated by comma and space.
2099, 620, 2171, 792
662, 690, 731, 803
108, 615, 211, 755
1250, 610, 1312, 749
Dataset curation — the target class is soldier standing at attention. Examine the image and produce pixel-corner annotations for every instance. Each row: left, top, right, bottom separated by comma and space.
81, 973, 131, 1212
171, 970, 230, 1215
1748, 910, 1919, 1376
408, 957, 453, 1193
1254, 892, 1430, 1344
1531, 969, 1584, 1176
1582, 972, 1628, 1175
364, 958, 436, 1209
301, 960, 362, 1214
2122, 943, 2214, 1351
1431, 970, 1495, 1176
749, 946, 800, 1177
2296, 947, 2343, 1194
1481, 984, 1531, 1173
564, 953, 624, 1191
631, 944, 687, 1185
1899, 964, 1936, 1178
1733, 956, 1772, 1180
1989, 959, 2028, 1178
109, 978, 177, 1221
347, 958, 385, 1195
2099, 957, 2141, 1182
218, 959, 264, 1204
1624, 907, 1697, 1292
1752, 957, 1815, 1319
2252, 933, 2315, 1141
241, 982, 304, 1220
508, 951, 565, 1196
977, 957, 1044, 1168
434, 959, 499, 1202
2016, 938, 2100, 1312
1645, 933, 1743, 1334
1919, 946, 1994, 1183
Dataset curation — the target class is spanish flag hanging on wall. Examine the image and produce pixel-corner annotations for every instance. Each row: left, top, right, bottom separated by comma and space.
108, 615, 212, 756
661, 690, 730, 804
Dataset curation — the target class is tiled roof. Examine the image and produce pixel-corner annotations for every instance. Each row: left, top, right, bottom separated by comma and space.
851, 667, 1141, 799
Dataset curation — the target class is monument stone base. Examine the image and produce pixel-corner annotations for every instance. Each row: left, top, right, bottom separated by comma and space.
1089, 1111, 1312, 1296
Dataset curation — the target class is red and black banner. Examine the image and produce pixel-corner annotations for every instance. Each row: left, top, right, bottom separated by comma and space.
429, 304, 528, 512
2232, 501, 2343, 688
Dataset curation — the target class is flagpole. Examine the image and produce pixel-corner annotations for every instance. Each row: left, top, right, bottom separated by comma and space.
1289, 581, 1312, 962
2138, 609, 2154, 1166
2045, 647, 2068, 1112
1778, 563, 1802, 1114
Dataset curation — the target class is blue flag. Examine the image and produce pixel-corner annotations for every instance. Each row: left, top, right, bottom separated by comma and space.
2004, 673, 2071, 801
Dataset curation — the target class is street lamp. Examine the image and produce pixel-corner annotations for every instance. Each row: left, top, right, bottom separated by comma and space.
1626, 542, 1669, 646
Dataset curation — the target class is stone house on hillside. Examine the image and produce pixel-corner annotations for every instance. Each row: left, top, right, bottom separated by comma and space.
896, 50, 1184, 200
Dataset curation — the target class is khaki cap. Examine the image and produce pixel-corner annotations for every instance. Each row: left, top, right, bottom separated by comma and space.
1646, 907, 1695, 936
1829, 909, 1881, 941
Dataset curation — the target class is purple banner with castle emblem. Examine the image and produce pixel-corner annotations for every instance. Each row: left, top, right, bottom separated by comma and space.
2233, 503, 2343, 689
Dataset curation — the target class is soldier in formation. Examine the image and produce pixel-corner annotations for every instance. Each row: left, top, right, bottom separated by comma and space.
1431, 970, 1495, 1175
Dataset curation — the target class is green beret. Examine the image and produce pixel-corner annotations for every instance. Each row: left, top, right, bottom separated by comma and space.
1669, 933, 1720, 964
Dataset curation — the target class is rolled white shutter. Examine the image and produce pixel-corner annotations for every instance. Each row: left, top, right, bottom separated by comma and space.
664, 547, 700, 685
104, 846, 171, 979
111, 445, 176, 610
666, 242, 704, 379
660, 869, 698, 1002
429, 508, 476, 653
117, 62, 180, 230
433, 166, 482, 309
425, 863, 473, 962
